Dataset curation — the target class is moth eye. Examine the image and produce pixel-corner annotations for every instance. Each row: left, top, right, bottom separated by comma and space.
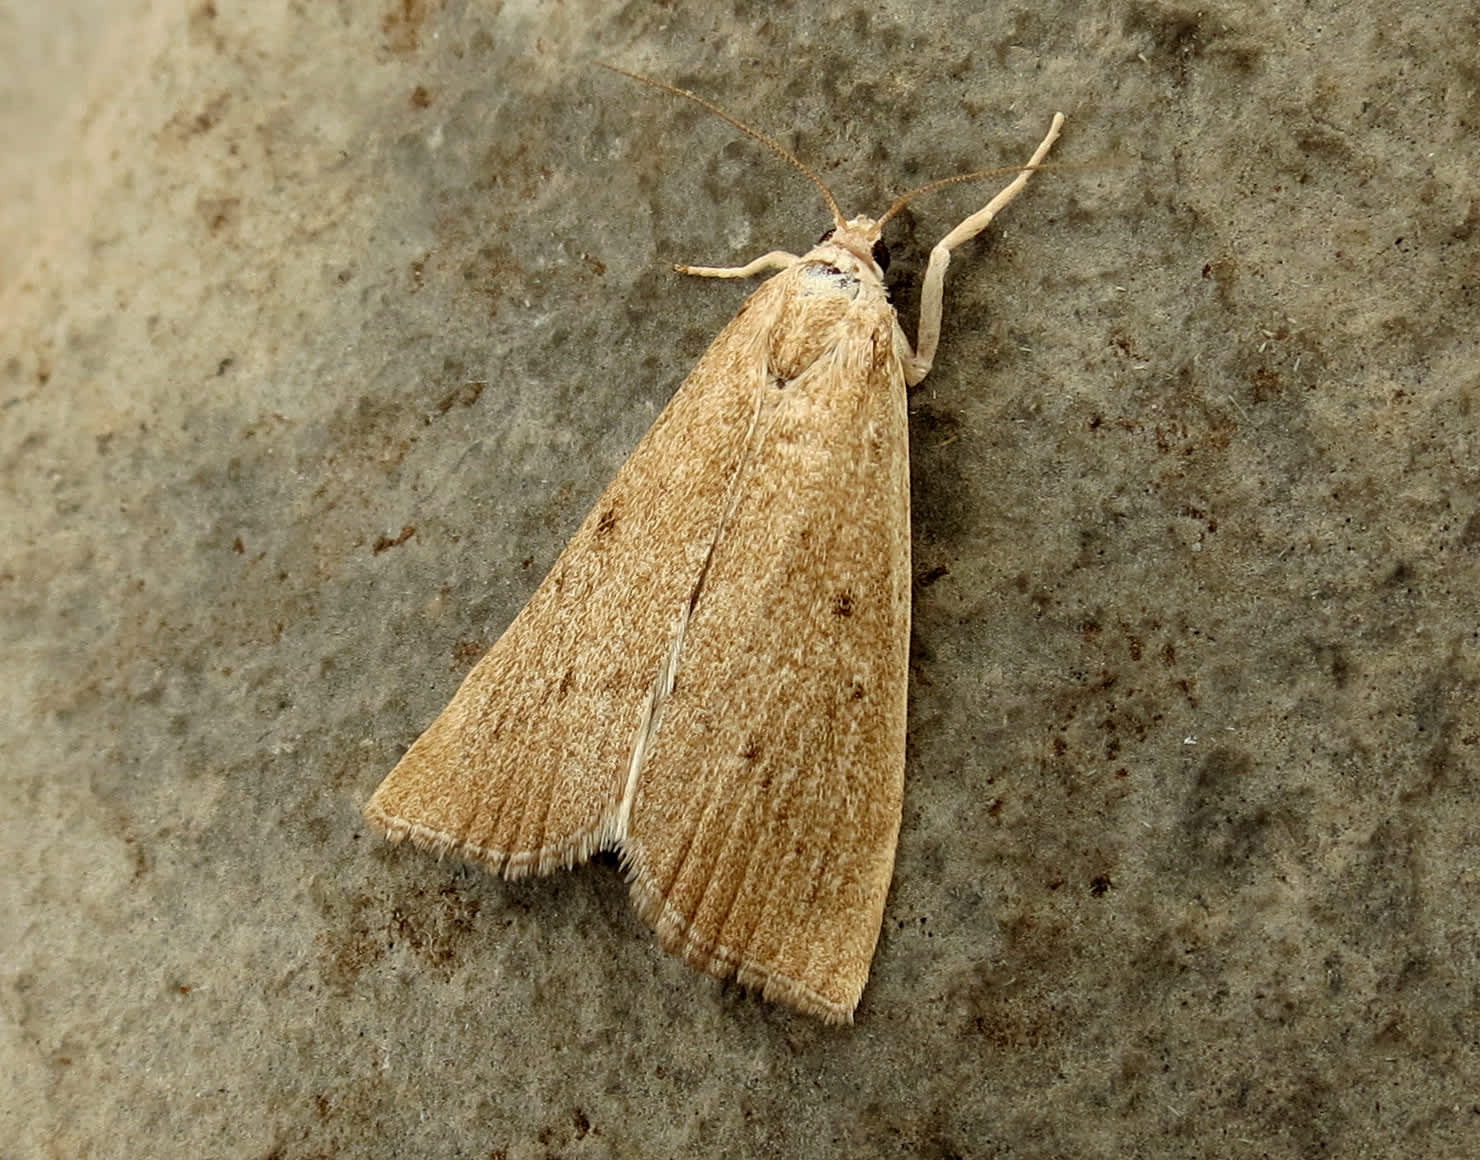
817, 228, 835, 244
871, 238, 891, 273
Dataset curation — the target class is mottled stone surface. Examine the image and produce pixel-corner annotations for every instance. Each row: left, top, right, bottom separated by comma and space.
3, 2, 1476, 1156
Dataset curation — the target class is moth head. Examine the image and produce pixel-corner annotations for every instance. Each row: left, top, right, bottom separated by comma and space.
816, 217, 891, 277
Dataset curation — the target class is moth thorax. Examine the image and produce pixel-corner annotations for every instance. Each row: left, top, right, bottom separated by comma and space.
767, 286, 856, 385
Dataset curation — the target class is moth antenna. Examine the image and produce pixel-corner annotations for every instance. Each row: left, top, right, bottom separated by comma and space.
596, 61, 847, 230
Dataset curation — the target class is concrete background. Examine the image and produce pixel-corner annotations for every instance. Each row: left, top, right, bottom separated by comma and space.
3, 1, 1476, 1156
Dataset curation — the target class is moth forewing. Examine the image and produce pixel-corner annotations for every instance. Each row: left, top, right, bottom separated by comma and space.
621, 278, 910, 1021
364, 87, 1064, 1023
364, 283, 795, 874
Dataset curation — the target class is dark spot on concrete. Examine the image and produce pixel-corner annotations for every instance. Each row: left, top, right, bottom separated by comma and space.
435, 380, 483, 413
372, 526, 416, 554
917, 564, 950, 589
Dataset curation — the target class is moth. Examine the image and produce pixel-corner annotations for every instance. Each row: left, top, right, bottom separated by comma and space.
365, 67, 1063, 1023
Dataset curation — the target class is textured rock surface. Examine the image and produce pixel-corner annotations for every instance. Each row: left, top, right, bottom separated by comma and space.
3, 2, 1476, 1156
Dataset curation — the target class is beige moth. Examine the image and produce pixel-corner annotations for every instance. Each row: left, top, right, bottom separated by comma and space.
365, 67, 1064, 1023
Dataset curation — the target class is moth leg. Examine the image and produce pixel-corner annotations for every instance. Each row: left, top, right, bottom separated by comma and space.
675, 251, 800, 279
902, 112, 1065, 386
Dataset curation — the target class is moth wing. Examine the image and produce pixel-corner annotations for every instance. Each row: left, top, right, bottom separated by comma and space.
365, 278, 790, 876
623, 303, 911, 1023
